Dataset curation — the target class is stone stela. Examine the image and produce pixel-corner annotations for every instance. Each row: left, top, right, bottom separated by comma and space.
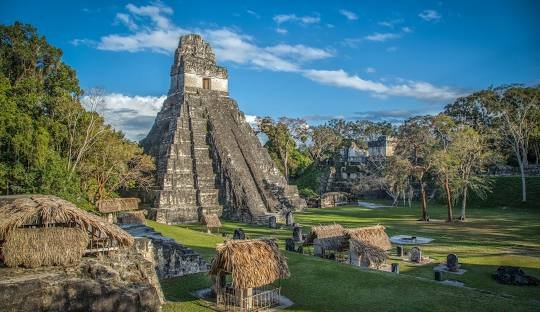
142, 34, 306, 225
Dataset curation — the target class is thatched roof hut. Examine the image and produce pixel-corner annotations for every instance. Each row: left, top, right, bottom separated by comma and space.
209, 239, 290, 289
344, 225, 391, 251
305, 224, 346, 251
0, 195, 134, 246
202, 213, 222, 229
3, 227, 89, 268
306, 224, 345, 242
97, 198, 140, 214
345, 225, 391, 269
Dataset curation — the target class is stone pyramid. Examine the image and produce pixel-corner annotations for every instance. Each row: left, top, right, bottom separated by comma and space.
141, 34, 306, 224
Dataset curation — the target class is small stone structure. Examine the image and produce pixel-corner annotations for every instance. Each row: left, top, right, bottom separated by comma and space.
233, 228, 246, 240
292, 225, 303, 242
367, 135, 397, 157
319, 192, 349, 208
409, 247, 422, 263
97, 198, 141, 223
446, 254, 459, 272
285, 211, 294, 226
141, 34, 305, 225
492, 266, 539, 286
268, 216, 277, 229
121, 223, 208, 278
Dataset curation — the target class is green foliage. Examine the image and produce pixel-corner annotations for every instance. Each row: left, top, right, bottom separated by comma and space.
468, 176, 540, 209
292, 164, 324, 196
0, 22, 155, 206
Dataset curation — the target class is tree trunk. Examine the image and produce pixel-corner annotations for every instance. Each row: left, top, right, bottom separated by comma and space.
408, 185, 413, 208
284, 150, 289, 183
444, 176, 453, 222
518, 159, 527, 202
513, 143, 527, 202
460, 186, 468, 221
420, 183, 428, 221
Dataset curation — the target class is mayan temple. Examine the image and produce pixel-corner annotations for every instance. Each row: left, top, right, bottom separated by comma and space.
141, 34, 306, 224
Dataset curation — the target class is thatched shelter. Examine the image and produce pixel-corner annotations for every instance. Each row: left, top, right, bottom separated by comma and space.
344, 225, 391, 268
97, 198, 140, 223
305, 224, 346, 257
201, 213, 222, 233
209, 239, 289, 311
0, 195, 134, 268
3, 227, 89, 268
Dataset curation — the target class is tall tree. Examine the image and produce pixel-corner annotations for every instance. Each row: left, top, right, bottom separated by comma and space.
450, 127, 495, 220
308, 125, 342, 164
258, 117, 297, 181
431, 115, 457, 222
473, 86, 539, 202
395, 116, 437, 221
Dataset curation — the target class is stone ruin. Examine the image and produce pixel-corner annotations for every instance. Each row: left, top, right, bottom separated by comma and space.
141, 34, 306, 225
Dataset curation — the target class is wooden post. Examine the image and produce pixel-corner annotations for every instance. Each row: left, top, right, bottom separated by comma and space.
244, 287, 253, 310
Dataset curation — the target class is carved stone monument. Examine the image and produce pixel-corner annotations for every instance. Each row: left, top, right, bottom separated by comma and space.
446, 253, 459, 272
232, 228, 246, 240
409, 247, 422, 263
141, 34, 306, 224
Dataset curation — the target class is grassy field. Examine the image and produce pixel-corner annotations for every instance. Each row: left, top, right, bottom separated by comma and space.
150, 201, 540, 311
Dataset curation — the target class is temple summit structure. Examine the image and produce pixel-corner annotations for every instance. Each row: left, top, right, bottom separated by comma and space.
141, 34, 306, 224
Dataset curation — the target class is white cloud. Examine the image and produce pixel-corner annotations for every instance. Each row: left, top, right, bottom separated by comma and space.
303, 69, 461, 102
401, 26, 413, 33
364, 32, 401, 42
339, 9, 358, 21
79, 3, 461, 104
273, 14, 320, 25
276, 28, 288, 34
82, 93, 166, 141
70, 38, 96, 47
265, 44, 333, 62
378, 19, 403, 28
386, 46, 397, 52
246, 10, 260, 19
419, 9, 442, 22
93, 4, 331, 72
366, 67, 376, 73
115, 13, 138, 31
342, 38, 363, 48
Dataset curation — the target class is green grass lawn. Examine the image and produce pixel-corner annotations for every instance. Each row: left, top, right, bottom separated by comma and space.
149, 201, 540, 311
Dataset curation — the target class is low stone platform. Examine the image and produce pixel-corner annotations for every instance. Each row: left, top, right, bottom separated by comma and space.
121, 224, 208, 279
0, 249, 162, 312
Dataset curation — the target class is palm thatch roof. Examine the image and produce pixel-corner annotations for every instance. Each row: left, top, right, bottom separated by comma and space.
209, 239, 290, 289
3, 227, 89, 268
0, 195, 133, 246
344, 225, 391, 251
97, 198, 140, 213
305, 224, 344, 243
202, 213, 222, 228
349, 239, 387, 268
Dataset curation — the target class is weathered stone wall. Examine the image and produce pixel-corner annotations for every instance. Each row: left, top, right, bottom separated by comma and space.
141, 34, 306, 224
0, 249, 163, 312
122, 224, 208, 278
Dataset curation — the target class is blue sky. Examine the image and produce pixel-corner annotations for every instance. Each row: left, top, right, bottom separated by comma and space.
2, 0, 539, 140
